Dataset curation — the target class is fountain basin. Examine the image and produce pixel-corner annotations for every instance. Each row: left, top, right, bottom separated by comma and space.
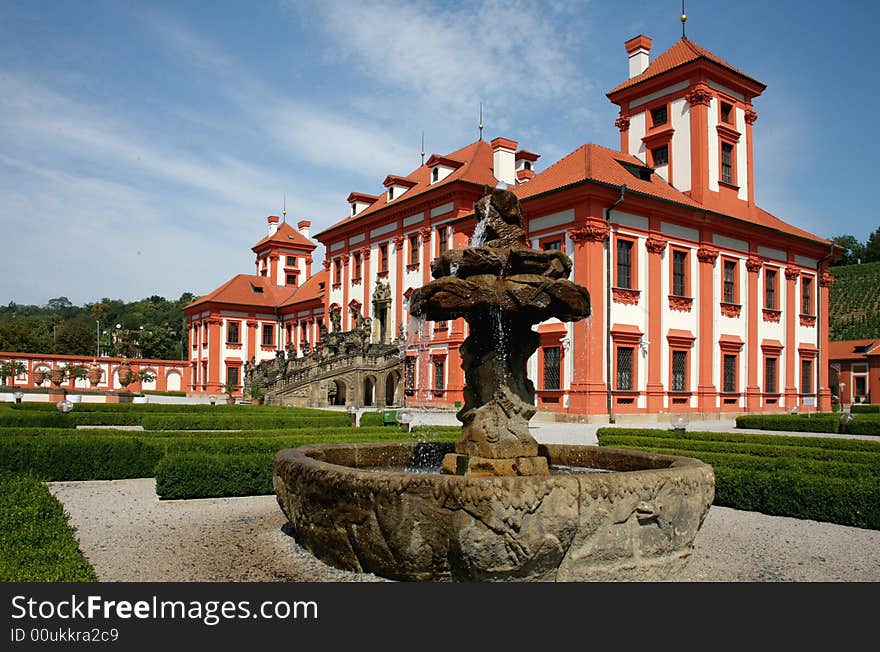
274, 441, 715, 582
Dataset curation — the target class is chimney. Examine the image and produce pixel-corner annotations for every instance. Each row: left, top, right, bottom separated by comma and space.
297, 220, 311, 240
625, 35, 652, 78
267, 215, 280, 237
490, 137, 518, 187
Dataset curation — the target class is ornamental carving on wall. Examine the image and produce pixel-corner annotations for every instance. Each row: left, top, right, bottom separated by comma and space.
800, 314, 817, 327
614, 115, 631, 131
645, 236, 668, 254
612, 288, 640, 305
697, 246, 719, 263
568, 222, 609, 243
668, 295, 693, 312
685, 84, 713, 106
393, 235, 405, 249
720, 302, 742, 318
746, 257, 763, 273
744, 108, 758, 124
762, 308, 782, 323
359, 247, 371, 259
322, 259, 331, 270
819, 273, 834, 287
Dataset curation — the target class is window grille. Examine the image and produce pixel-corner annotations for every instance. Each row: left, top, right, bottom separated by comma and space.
723, 354, 737, 393
226, 367, 239, 388
801, 360, 813, 394
616, 347, 634, 391
652, 145, 669, 166
651, 106, 668, 126
227, 322, 240, 344
544, 240, 561, 251
409, 235, 419, 265
617, 240, 633, 289
438, 226, 448, 254
262, 324, 273, 347
353, 253, 361, 279
723, 260, 736, 303
672, 250, 687, 296
765, 357, 777, 393
405, 358, 416, 391
434, 360, 445, 390
765, 270, 776, 309
801, 277, 813, 315
543, 347, 561, 390
380, 245, 389, 272
671, 350, 687, 391
721, 143, 733, 184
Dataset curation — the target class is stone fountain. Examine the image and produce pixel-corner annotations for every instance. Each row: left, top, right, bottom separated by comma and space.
274, 188, 714, 581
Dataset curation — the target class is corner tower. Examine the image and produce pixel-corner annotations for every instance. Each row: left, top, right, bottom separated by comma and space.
251, 217, 317, 288
607, 36, 766, 214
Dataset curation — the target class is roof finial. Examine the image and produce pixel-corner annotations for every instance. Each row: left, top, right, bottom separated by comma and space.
681, 1, 687, 39
479, 102, 484, 141
420, 131, 425, 165
282, 194, 287, 223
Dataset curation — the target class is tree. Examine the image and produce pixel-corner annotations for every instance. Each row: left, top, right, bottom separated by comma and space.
865, 226, 880, 263
830, 235, 866, 266
53, 320, 97, 356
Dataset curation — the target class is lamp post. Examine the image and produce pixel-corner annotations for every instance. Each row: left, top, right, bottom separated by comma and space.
348, 404, 358, 428
13, 390, 23, 404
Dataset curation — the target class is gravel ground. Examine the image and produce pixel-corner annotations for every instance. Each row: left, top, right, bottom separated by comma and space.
47, 478, 880, 582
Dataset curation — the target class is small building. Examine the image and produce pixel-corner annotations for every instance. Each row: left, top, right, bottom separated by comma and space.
828, 340, 880, 405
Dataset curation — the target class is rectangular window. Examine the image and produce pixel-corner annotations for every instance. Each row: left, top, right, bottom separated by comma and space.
380, 244, 389, 272
262, 324, 274, 347
434, 359, 445, 391
801, 277, 813, 315
801, 359, 813, 394
672, 250, 687, 296
286, 274, 296, 285
616, 347, 634, 391
723, 354, 737, 393
352, 253, 361, 279
405, 357, 416, 391
227, 321, 240, 344
651, 105, 667, 127
671, 350, 688, 391
543, 347, 561, 390
765, 269, 777, 309
652, 145, 668, 167
438, 226, 448, 254
543, 239, 562, 251
721, 143, 734, 184
764, 357, 777, 394
616, 239, 633, 289
333, 259, 342, 285
723, 260, 737, 303
286, 256, 296, 267
409, 235, 419, 265
720, 102, 733, 124
226, 366, 239, 388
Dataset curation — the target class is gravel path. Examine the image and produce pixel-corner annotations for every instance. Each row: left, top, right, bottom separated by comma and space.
48, 478, 880, 582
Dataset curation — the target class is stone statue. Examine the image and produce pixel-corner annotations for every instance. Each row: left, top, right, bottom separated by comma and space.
301, 339, 311, 355
330, 308, 341, 333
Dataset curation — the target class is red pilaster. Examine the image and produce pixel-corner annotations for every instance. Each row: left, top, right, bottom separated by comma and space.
784, 266, 799, 405
686, 83, 713, 204
745, 255, 762, 410
394, 235, 405, 335
744, 105, 758, 206
361, 247, 372, 328
818, 270, 834, 411
697, 244, 719, 411
206, 317, 222, 392
645, 234, 667, 411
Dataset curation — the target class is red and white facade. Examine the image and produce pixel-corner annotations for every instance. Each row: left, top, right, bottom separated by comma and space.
188, 34, 837, 415
828, 340, 879, 406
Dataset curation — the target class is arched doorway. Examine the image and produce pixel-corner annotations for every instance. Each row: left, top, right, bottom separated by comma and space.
363, 376, 376, 407
328, 379, 347, 406
385, 371, 398, 406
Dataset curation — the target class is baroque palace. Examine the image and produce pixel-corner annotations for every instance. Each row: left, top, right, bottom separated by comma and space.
182, 34, 837, 417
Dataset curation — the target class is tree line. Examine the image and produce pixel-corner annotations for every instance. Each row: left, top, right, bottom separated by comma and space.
0, 294, 195, 360
831, 226, 880, 266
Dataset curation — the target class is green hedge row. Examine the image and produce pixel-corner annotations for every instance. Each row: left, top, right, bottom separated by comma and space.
155, 454, 273, 500
0, 411, 351, 430
846, 415, 880, 435
0, 428, 459, 481
0, 473, 97, 581
0, 425, 414, 439
596, 428, 880, 452
851, 404, 880, 414
735, 414, 841, 432
5, 403, 340, 415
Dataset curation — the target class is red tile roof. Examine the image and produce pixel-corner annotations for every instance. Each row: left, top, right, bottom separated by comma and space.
828, 339, 880, 361
252, 221, 317, 252
513, 142, 830, 245
318, 139, 499, 237
185, 274, 292, 311
279, 269, 327, 307
608, 38, 765, 96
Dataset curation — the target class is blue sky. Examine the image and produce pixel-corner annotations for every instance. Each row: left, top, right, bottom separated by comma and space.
1, 0, 877, 306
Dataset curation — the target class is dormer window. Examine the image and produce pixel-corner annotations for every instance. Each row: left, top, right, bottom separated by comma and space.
425, 155, 463, 184
388, 187, 394, 200
432, 167, 439, 182
523, 161, 532, 171
383, 174, 417, 201
351, 204, 356, 216
651, 105, 668, 127
347, 192, 380, 217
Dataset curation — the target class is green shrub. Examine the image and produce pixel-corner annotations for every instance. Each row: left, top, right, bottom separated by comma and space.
851, 404, 880, 414
735, 414, 840, 433
0, 473, 97, 581
155, 454, 273, 499
846, 415, 880, 436
596, 428, 880, 452
0, 436, 162, 480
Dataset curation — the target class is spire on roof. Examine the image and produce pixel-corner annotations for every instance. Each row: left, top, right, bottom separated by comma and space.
421, 131, 425, 166
681, 1, 688, 39
479, 102, 484, 141
282, 194, 287, 223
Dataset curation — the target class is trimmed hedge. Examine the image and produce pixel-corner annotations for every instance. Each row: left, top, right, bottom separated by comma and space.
735, 414, 840, 433
596, 428, 880, 452
0, 411, 351, 430
845, 415, 880, 436
6, 403, 341, 415
850, 404, 880, 414
155, 454, 272, 500
0, 473, 97, 581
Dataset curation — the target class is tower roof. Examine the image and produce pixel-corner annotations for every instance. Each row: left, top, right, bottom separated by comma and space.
607, 38, 766, 97
252, 221, 317, 253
